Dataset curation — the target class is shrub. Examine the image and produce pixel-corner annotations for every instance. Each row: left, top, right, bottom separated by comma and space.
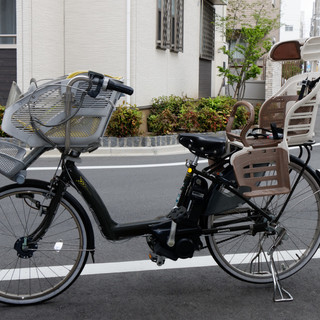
226, 102, 262, 130
105, 103, 142, 137
150, 95, 189, 116
196, 96, 238, 132
178, 102, 199, 132
232, 105, 249, 129
147, 95, 260, 135
148, 95, 190, 135
0, 105, 8, 137
147, 108, 178, 135
197, 106, 227, 132
254, 103, 261, 124
197, 96, 236, 111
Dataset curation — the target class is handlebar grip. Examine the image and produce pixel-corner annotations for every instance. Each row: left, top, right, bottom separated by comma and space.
105, 78, 134, 96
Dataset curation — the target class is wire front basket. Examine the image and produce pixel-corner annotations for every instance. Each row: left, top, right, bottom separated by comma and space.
2, 75, 122, 152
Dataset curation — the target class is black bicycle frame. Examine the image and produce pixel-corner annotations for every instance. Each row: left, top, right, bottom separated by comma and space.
65, 159, 170, 240
63, 154, 272, 241
32, 146, 300, 245
31, 141, 313, 246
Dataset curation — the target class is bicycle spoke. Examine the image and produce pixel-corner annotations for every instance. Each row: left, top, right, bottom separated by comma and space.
0, 184, 88, 304
206, 157, 320, 284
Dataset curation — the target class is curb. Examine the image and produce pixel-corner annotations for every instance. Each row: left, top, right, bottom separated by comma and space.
3, 131, 228, 157
101, 134, 180, 148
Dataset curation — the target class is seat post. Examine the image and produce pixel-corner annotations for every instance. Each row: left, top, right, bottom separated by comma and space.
191, 155, 199, 167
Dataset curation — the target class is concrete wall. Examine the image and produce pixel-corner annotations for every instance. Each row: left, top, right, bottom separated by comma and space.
228, 81, 266, 104
265, 59, 282, 100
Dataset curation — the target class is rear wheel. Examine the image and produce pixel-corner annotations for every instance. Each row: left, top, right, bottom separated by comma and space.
206, 156, 320, 284
0, 181, 89, 304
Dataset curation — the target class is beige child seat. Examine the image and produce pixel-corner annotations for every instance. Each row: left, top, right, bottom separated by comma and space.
225, 37, 320, 197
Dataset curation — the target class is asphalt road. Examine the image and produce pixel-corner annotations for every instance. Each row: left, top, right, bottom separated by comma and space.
1, 142, 320, 319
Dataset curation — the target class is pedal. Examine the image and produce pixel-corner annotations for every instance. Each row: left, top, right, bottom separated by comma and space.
166, 206, 186, 248
167, 221, 177, 247
167, 206, 187, 222
148, 252, 165, 266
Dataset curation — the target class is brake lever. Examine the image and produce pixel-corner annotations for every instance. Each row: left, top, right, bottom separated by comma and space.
87, 71, 104, 98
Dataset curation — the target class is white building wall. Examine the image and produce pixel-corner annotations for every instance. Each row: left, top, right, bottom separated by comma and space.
212, 5, 227, 97
131, 0, 201, 105
280, 0, 302, 41
64, 0, 127, 78
16, 0, 225, 105
17, 0, 65, 91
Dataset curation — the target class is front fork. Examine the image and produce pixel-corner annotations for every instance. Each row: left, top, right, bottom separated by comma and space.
28, 175, 68, 244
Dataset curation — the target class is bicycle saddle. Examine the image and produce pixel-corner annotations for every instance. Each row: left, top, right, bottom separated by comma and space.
178, 133, 226, 159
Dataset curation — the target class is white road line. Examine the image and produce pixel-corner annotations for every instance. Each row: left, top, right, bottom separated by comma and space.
27, 160, 209, 171
82, 249, 320, 276
81, 255, 218, 276
2, 250, 320, 280
26, 143, 320, 171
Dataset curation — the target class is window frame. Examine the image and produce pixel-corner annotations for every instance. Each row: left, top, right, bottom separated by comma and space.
285, 25, 294, 32
0, 0, 17, 48
199, 0, 215, 61
156, 0, 184, 53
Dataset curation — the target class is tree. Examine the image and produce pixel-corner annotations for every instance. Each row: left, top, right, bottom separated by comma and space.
217, 0, 280, 100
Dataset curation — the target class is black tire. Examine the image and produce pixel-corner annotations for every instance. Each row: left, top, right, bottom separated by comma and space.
0, 180, 89, 304
206, 155, 320, 284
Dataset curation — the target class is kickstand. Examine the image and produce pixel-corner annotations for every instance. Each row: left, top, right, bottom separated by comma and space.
270, 253, 293, 302
268, 227, 293, 302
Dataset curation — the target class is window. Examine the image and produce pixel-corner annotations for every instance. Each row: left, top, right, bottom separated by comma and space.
229, 37, 246, 60
157, 0, 184, 52
200, 0, 215, 60
285, 25, 293, 32
0, 0, 16, 45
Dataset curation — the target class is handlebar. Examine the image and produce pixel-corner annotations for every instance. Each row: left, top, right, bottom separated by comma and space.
103, 78, 134, 96
87, 71, 134, 98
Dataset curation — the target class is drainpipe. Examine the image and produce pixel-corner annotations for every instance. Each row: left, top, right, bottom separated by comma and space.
126, 0, 131, 104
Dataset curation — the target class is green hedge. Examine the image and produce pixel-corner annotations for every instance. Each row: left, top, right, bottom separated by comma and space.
147, 95, 260, 135
0, 106, 8, 137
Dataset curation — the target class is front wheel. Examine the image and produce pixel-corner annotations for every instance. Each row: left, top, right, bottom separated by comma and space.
0, 180, 89, 304
206, 155, 320, 284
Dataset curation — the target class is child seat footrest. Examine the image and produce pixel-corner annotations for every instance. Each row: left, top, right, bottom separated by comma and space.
231, 146, 290, 198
